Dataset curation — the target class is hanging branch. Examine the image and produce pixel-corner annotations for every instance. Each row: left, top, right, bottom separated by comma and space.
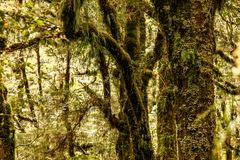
75, 23, 132, 69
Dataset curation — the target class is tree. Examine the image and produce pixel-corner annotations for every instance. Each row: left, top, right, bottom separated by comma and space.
59, 0, 229, 159
152, 0, 224, 159
61, 0, 157, 159
0, 15, 15, 160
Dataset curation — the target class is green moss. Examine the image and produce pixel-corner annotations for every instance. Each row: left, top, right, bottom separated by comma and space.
180, 48, 196, 62
159, 133, 174, 154
158, 97, 167, 113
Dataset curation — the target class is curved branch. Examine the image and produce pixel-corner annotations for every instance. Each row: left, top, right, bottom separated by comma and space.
75, 23, 132, 68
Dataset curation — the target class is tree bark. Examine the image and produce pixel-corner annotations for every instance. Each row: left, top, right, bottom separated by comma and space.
157, 61, 176, 160
152, 0, 217, 159
0, 59, 15, 160
118, 1, 154, 159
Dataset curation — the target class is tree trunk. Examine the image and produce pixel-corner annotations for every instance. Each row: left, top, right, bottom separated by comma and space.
157, 61, 176, 160
63, 47, 75, 157
0, 36, 14, 160
116, 1, 154, 159
0, 67, 15, 160
19, 53, 37, 121
153, 0, 217, 159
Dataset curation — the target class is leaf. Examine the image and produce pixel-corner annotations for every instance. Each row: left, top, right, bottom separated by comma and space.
46, 39, 56, 46
25, 62, 34, 69
25, 1, 34, 9
35, 19, 45, 26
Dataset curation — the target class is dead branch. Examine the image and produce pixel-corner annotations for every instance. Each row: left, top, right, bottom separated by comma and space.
0, 33, 61, 53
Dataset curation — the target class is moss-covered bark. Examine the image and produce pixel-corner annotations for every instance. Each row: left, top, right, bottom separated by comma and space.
0, 85, 15, 160
157, 61, 176, 160
153, 0, 217, 159
0, 35, 15, 160
116, 1, 154, 159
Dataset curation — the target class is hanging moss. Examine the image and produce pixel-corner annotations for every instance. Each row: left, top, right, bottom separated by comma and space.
60, 0, 77, 40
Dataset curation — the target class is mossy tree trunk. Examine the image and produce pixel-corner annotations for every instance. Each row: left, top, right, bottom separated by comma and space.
115, 1, 154, 159
156, 59, 176, 160
98, 1, 154, 159
0, 58, 15, 160
152, 0, 217, 159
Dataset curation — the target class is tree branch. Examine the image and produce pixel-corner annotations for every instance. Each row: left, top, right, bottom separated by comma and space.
214, 79, 240, 95
98, 0, 120, 40
140, 1, 158, 21
75, 23, 132, 68
0, 33, 61, 53
98, 50, 112, 119
17, 114, 37, 123
145, 30, 166, 72
76, 24, 146, 122
214, 50, 234, 65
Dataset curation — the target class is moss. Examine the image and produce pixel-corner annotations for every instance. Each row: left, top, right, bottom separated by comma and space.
60, 0, 77, 40
159, 133, 175, 154
180, 48, 197, 62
